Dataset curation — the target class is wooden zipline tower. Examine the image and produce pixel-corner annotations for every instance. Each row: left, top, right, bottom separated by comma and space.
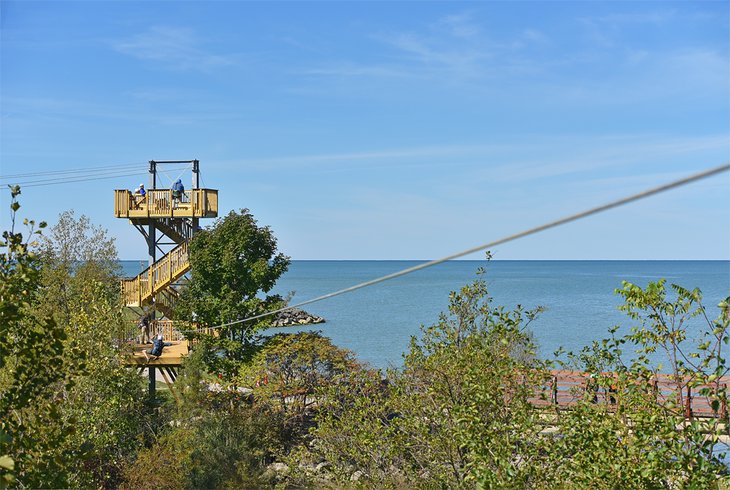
114, 160, 218, 396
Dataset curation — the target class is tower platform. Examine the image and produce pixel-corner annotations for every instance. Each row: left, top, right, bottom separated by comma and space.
126, 341, 189, 367
114, 188, 218, 219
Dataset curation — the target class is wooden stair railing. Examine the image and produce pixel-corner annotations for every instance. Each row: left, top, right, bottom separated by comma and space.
121, 241, 190, 307
152, 287, 180, 318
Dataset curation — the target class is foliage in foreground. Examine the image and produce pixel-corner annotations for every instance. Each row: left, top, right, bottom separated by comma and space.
289, 272, 730, 488
124, 331, 361, 489
540, 280, 730, 488
0, 189, 148, 488
3, 187, 728, 488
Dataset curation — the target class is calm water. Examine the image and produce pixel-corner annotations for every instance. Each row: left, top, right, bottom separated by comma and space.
121, 260, 730, 369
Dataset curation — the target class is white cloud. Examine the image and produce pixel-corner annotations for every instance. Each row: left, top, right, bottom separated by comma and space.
113, 26, 236, 71
476, 134, 730, 184
438, 12, 481, 39
590, 10, 678, 26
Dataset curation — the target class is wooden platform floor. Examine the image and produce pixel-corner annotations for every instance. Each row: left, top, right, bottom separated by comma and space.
125, 340, 189, 367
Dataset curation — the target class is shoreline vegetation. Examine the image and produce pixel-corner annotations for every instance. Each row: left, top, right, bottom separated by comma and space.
2, 193, 729, 489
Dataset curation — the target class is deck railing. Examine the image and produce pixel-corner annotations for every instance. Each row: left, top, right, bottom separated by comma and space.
121, 241, 190, 307
152, 319, 187, 342
120, 319, 190, 343
114, 188, 218, 218
528, 370, 730, 419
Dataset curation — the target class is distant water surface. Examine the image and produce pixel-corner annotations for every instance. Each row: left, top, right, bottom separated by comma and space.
121, 260, 730, 369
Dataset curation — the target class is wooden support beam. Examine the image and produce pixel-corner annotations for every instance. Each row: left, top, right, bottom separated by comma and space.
159, 368, 180, 404
164, 366, 178, 382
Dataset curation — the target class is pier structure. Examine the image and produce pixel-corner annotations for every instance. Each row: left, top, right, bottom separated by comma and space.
115, 160, 218, 396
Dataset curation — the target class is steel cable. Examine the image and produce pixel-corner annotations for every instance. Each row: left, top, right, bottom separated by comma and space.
193, 162, 730, 334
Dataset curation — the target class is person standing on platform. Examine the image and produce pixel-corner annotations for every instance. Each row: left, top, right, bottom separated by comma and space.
132, 183, 146, 209
138, 313, 152, 344
171, 179, 184, 208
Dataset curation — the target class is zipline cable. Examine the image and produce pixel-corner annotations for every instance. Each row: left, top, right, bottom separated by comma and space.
0, 162, 147, 180
9, 170, 150, 188
1, 161, 189, 182
194, 162, 730, 333
8, 169, 151, 186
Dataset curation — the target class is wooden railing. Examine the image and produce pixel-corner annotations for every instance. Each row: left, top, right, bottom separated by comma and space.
114, 188, 218, 218
152, 319, 187, 342
120, 319, 191, 343
530, 370, 730, 419
121, 242, 190, 307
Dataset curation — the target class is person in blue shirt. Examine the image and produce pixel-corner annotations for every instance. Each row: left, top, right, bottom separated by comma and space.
132, 183, 147, 209
143, 333, 165, 362
171, 179, 185, 206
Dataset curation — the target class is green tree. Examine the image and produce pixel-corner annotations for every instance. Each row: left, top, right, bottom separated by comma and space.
0, 186, 77, 488
540, 280, 730, 488
295, 271, 549, 488
39, 211, 149, 487
32, 209, 147, 487
176, 209, 289, 339
1, 195, 148, 488
238, 332, 364, 432
123, 346, 291, 489
290, 271, 730, 488
36, 210, 120, 327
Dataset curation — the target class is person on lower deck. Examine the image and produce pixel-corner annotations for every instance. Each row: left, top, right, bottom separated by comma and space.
138, 313, 152, 344
143, 333, 165, 362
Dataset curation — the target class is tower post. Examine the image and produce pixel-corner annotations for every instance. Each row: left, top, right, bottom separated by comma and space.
147, 161, 157, 275
192, 159, 200, 231
149, 366, 156, 399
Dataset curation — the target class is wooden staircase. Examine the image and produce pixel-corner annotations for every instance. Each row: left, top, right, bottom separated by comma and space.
115, 187, 218, 318
120, 241, 189, 310
131, 217, 196, 244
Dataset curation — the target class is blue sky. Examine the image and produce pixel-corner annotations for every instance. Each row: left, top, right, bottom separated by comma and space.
1, 1, 728, 260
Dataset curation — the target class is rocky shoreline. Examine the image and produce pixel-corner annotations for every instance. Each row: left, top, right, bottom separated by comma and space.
272, 308, 325, 327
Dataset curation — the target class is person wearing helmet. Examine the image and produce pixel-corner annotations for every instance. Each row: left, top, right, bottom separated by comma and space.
171, 178, 185, 208
132, 183, 146, 209
144, 333, 165, 362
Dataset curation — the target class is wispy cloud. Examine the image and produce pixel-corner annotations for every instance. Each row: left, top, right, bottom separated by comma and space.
587, 10, 677, 26
438, 12, 482, 39
302, 63, 408, 78
376, 11, 495, 78
479, 134, 730, 184
299, 10, 553, 84
1, 95, 245, 127
113, 26, 236, 71
578, 9, 677, 47
215, 134, 729, 180
215, 144, 516, 172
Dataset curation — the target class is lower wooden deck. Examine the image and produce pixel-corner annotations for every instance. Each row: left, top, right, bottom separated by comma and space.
125, 340, 189, 367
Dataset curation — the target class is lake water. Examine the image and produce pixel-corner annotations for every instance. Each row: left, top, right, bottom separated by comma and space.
121, 260, 729, 369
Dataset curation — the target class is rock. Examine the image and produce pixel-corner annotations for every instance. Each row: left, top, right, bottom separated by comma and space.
350, 470, 364, 482
272, 308, 325, 327
268, 462, 289, 474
